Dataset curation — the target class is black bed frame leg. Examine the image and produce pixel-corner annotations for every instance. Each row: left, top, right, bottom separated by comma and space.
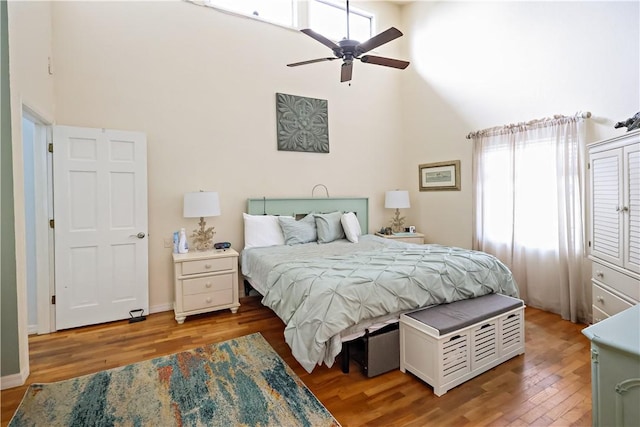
341, 342, 350, 374
243, 280, 253, 297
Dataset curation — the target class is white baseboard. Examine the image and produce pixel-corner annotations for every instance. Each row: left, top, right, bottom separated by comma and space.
1, 366, 29, 390
149, 303, 172, 314
28, 324, 38, 335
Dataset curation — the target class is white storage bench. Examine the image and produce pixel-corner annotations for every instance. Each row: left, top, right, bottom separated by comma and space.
400, 293, 525, 396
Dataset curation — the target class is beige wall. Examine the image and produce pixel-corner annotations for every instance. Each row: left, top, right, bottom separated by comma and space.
50, 1, 406, 310
6, 0, 55, 383
400, 1, 640, 249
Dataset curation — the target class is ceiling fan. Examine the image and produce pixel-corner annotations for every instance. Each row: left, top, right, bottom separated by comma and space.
287, 1, 410, 83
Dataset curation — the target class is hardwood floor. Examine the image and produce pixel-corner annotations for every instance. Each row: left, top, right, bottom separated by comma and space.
1, 297, 592, 426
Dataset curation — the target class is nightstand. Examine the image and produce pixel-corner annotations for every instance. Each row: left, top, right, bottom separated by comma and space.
375, 232, 425, 244
172, 249, 240, 324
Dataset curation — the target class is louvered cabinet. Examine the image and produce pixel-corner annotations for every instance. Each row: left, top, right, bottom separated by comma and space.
588, 130, 640, 322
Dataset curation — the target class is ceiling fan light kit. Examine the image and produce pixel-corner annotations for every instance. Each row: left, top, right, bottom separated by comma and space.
287, 1, 410, 83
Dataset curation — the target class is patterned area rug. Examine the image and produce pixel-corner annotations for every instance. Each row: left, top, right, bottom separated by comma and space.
9, 333, 340, 427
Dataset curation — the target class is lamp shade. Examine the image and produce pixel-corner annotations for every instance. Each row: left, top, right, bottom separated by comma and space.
385, 190, 410, 209
183, 191, 221, 218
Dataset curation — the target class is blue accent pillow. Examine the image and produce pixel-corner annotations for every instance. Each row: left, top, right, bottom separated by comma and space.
278, 215, 317, 245
315, 212, 345, 243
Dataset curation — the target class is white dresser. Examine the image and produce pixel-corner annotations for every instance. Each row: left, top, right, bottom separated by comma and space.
588, 130, 640, 322
582, 305, 640, 427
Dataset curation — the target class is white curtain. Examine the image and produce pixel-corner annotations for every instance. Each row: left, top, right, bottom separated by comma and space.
471, 115, 589, 323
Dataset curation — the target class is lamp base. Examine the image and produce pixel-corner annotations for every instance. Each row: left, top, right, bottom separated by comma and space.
190, 217, 217, 251
389, 208, 406, 234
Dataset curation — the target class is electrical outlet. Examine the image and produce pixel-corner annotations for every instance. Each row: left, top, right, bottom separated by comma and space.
163, 238, 173, 249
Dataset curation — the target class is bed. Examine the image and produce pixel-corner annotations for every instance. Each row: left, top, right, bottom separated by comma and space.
241, 197, 519, 373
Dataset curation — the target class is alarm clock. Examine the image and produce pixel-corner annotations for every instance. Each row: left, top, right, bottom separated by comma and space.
214, 242, 231, 250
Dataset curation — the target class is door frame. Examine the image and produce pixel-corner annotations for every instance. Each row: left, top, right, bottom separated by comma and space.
22, 105, 55, 334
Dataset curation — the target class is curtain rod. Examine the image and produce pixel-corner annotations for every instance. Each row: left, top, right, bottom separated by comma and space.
466, 111, 592, 140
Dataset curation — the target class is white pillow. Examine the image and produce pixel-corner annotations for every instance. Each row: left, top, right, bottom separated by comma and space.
243, 213, 289, 249
341, 212, 362, 243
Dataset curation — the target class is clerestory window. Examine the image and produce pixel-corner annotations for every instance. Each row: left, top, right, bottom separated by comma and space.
309, 0, 373, 42
204, 0, 297, 27
202, 0, 373, 41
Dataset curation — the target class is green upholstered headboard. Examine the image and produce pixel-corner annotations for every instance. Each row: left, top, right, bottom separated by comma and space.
246, 197, 369, 235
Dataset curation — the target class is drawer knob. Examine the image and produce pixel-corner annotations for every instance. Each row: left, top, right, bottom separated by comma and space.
205, 282, 212, 288
595, 271, 604, 278
204, 264, 212, 269
206, 297, 212, 303
596, 296, 604, 303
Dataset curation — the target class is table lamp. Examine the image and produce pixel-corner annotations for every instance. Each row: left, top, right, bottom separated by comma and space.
183, 191, 221, 251
385, 190, 410, 233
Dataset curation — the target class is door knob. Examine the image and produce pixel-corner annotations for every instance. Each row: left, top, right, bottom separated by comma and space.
130, 232, 146, 239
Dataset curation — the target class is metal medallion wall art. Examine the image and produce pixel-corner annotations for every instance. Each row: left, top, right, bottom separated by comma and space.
276, 93, 329, 153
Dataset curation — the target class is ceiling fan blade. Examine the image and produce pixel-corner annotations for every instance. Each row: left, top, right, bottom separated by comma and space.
341, 62, 353, 82
360, 55, 410, 69
287, 57, 337, 67
300, 28, 341, 51
357, 27, 403, 54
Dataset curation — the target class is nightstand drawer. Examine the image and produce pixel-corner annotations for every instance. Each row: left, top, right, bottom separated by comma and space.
592, 282, 633, 317
181, 257, 234, 275
183, 289, 233, 311
183, 274, 233, 296
592, 305, 609, 323
592, 261, 639, 302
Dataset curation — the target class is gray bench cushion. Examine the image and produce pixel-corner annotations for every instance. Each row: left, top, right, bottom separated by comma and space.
406, 293, 524, 335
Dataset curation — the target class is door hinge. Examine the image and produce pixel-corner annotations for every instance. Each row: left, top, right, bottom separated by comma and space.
587, 162, 590, 170
48, 143, 53, 153
49, 219, 54, 229
51, 295, 56, 305
588, 240, 591, 248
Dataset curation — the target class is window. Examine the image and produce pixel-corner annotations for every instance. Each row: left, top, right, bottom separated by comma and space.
471, 117, 588, 322
308, 0, 373, 42
204, 0, 296, 27
202, 0, 373, 42
479, 137, 561, 250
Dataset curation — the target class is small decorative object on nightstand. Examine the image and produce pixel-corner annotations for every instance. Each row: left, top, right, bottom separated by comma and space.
183, 191, 221, 251
172, 248, 240, 324
385, 190, 411, 233
375, 231, 425, 244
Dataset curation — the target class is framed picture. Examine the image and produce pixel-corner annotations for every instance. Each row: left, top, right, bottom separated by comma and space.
419, 160, 461, 191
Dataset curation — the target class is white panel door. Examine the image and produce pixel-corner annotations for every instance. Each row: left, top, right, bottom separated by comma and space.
53, 126, 148, 330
